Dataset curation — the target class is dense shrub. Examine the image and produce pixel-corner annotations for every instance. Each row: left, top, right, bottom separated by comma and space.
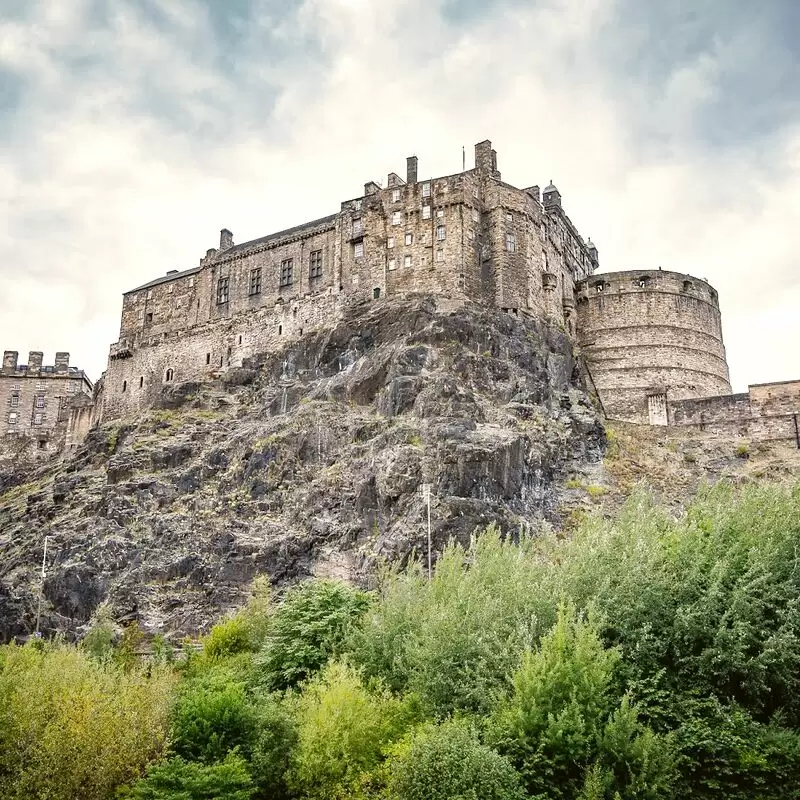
0, 642, 174, 800
126, 753, 255, 800
249, 693, 298, 800
389, 720, 525, 800
254, 579, 371, 691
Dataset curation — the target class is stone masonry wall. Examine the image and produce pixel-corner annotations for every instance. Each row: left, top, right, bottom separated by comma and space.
102, 139, 601, 422
576, 270, 731, 424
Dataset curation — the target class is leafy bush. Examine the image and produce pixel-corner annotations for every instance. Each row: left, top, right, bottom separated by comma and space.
249, 693, 298, 800
126, 753, 255, 800
0, 642, 174, 800
287, 661, 415, 799
389, 720, 525, 800
254, 579, 371, 691
203, 617, 255, 661
170, 672, 257, 764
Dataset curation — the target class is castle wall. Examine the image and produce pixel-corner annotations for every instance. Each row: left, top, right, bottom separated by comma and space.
669, 380, 800, 444
576, 270, 731, 424
102, 140, 601, 422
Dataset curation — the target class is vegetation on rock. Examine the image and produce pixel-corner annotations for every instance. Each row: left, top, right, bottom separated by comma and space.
1, 481, 799, 798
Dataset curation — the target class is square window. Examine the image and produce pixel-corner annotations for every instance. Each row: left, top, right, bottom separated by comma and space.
467, 229, 474, 240
189, 276, 195, 288
506, 233, 517, 252
138, 309, 144, 320
249, 267, 262, 295
146, 289, 153, 299
10, 393, 19, 407
436, 209, 444, 218
391, 211, 402, 226
309, 250, 323, 279
388, 257, 397, 271
8, 412, 17, 424
146, 312, 153, 323
472, 208, 479, 222
35, 394, 45, 409
354, 199, 362, 211
422, 205, 431, 219
354, 241, 364, 259
392, 188, 401, 203
422, 182, 431, 198
280, 259, 294, 287
404, 232, 413, 246
216, 277, 229, 304
403, 254, 412, 267
506, 212, 513, 223
472, 187, 479, 198
436, 249, 444, 262
387, 236, 395, 249
33, 412, 43, 426
167, 283, 174, 294
436, 224, 446, 241
353, 217, 363, 235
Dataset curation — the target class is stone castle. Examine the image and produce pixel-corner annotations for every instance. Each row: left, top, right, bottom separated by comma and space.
3, 139, 799, 452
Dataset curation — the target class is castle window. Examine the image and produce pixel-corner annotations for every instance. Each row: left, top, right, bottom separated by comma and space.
139, 376, 144, 388
392, 188, 401, 203
165, 368, 174, 383
682, 280, 693, 292
506, 233, 517, 252
353, 241, 364, 259
422, 182, 431, 198
436, 224, 446, 241
238, 335, 242, 345
422, 205, 431, 220
146, 289, 153, 299
404, 232, 413, 246
373, 287, 381, 299
387, 236, 395, 249
391, 211, 402, 226
472, 187, 479, 198
636, 275, 651, 288
121, 380, 127, 393
189, 276, 195, 288
353, 217, 363, 235
206, 353, 211, 365
34, 394, 45, 409
167, 283, 174, 294
354, 199, 362, 211
403, 254, 412, 268
388, 257, 397, 271
472, 208, 479, 222
249, 267, 262, 295
278, 325, 282, 335
309, 250, 323, 279
595, 282, 605, 293
138, 310, 144, 320
216, 277, 229, 304
436, 209, 444, 218
33, 412, 43, 426
8, 412, 17, 425
10, 393, 18, 407
146, 312, 153, 323
506, 212, 513, 223
436, 249, 444, 262
280, 259, 294, 287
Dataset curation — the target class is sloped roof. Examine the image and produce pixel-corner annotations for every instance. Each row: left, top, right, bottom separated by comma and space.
126, 266, 202, 294
220, 213, 338, 257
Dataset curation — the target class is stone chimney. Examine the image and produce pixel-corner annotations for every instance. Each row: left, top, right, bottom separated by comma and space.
219, 229, 234, 251
387, 172, 404, 188
475, 140, 493, 172
527, 185, 541, 202
406, 156, 418, 185
364, 181, 380, 196
55, 352, 70, 373
2, 351, 18, 373
28, 351, 43, 373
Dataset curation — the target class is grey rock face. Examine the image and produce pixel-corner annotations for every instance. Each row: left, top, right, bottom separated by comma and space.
0, 296, 604, 641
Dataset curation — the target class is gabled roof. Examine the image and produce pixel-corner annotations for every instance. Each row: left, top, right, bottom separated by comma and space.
126, 266, 202, 295
219, 213, 338, 258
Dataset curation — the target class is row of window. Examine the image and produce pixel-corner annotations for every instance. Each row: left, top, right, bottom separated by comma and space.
217, 251, 324, 304
7, 411, 44, 426
6, 393, 46, 409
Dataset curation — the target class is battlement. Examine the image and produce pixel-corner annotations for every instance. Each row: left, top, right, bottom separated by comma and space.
1, 350, 92, 382
576, 269, 719, 308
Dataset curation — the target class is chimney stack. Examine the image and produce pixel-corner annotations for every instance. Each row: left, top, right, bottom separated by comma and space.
406, 156, 418, 185
364, 181, 380, 196
219, 229, 234, 251
55, 352, 70, 373
28, 351, 43, 373
2, 351, 18, 373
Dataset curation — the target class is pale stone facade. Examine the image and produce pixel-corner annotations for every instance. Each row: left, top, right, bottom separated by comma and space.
102, 140, 600, 420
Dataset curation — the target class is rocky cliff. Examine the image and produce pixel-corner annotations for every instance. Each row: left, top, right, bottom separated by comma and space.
0, 296, 605, 641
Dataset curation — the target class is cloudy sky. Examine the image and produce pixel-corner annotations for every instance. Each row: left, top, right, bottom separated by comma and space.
0, 0, 797, 390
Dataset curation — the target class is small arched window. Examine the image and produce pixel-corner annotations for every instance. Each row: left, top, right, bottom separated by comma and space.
165, 368, 174, 383
373, 287, 381, 299
121, 380, 127, 393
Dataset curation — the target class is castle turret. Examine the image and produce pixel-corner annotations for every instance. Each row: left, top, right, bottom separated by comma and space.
586, 238, 599, 270
543, 180, 561, 209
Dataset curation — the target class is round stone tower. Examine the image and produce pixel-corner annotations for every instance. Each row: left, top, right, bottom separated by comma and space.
575, 269, 731, 425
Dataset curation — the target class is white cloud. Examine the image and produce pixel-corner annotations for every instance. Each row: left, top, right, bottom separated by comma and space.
0, 0, 796, 393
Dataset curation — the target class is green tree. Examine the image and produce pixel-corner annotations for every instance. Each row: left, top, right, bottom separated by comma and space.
287, 661, 415, 799
389, 720, 525, 800
126, 753, 255, 800
249, 693, 297, 800
170, 672, 257, 764
254, 579, 371, 691
0, 641, 174, 800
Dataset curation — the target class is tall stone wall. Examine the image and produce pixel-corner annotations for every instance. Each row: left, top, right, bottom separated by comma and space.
102, 139, 600, 422
576, 270, 731, 424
